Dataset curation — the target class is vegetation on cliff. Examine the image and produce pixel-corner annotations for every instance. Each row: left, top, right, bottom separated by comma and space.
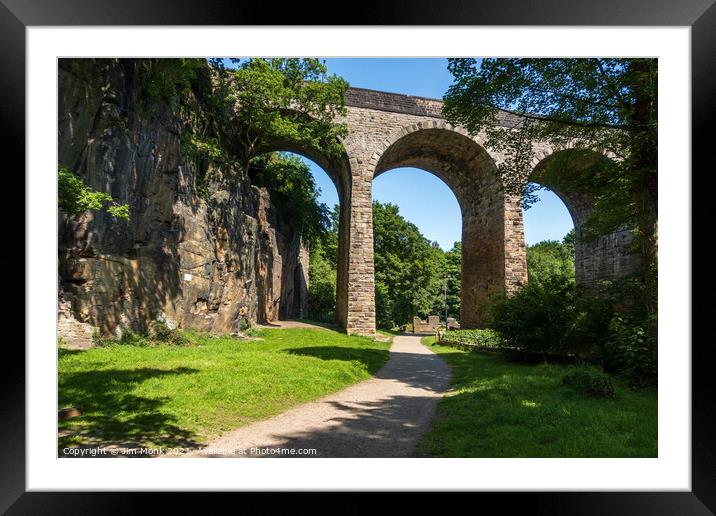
137, 57, 348, 245
58, 166, 130, 221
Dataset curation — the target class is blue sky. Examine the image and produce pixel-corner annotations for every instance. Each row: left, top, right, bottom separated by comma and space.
228, 58, 574, 249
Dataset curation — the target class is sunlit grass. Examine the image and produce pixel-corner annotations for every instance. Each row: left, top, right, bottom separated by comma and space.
417, 336, 657, 457
58, 328, 391, 449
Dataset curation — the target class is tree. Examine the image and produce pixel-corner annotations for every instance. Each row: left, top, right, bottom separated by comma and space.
372, 202, 445, 328
143, 58, 349, 200
561, 228, 576, 258
223, 58, 349, 164
307, 205, 340, 321
527, 237, 575, 288
434, 241, 461, 319
307, 236, 337, 322
443, 59, 657, 315
248, 153, 331, 244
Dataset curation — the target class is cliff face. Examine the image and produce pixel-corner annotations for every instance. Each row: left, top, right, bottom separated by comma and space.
57, 59, 308, 346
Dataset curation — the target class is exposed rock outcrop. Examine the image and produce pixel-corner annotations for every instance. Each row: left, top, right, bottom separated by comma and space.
57, 59, 308, 345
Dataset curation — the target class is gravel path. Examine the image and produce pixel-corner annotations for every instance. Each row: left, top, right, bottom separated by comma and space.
189, 334, 451, 458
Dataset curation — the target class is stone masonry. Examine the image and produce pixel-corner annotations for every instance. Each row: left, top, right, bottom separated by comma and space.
333, 87, 638, 336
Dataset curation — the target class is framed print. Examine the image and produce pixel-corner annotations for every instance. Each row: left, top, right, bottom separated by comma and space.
3, 0, 712, 511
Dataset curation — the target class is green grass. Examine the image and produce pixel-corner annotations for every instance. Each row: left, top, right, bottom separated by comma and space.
416, 336, 657, 457
58, 328, 390, 449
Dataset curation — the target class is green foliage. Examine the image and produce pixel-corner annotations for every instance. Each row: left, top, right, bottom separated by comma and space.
373, 202, 447, 328
149, 320, 190, 346
137, 58, 348, 207
308, 233, 338, 323
443, 58, 658, 313
439, 328, 502, 348
307, 202, 463, 328
58, 167, 129, 221
561, 228, 576, 256
227, 58, 349, 161
490, 259, 656, 387
490, 274, 581, 356
249, 153, 331, 244
139, 58, 207, 109
526, 238, 575, 287
238, 317, 253, 332
92, 321, 189, 348
107, 204, 130, 220
439, 242, 462, 319
604, 315, 657, 388
562, 365, 615, 398
306, 205, 339, 323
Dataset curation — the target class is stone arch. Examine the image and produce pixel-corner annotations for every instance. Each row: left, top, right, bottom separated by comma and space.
367, 124, 519, 329
528, 148, 639, 286
253, 140, 352, 330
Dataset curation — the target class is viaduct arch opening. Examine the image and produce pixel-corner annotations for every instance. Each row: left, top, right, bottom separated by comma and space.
251, 141, 352, 330
528, 149, 637, 287
370, 126, 510, 329
371, 166, 462, 328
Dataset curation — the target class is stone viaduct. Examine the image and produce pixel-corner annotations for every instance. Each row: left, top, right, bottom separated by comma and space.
271, 87, 638, 336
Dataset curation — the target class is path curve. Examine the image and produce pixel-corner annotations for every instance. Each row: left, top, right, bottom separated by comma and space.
190, 335, 451, 458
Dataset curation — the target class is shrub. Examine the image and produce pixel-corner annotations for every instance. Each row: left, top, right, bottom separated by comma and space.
92, 329, 116, 347
490, 274, 579, 356
562, 366, 615, 398
439, 328, 502, 348
58, 167, 130, 221
603, 315, 657, 388
149, 320, 189, 345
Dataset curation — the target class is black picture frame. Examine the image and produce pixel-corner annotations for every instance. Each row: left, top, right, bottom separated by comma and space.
3, 0, 711, 511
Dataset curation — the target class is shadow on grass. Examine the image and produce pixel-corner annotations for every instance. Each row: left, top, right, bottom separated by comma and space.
285, 347, 390, 376
58, 367, 201, 453
58, 347, 84, 358
415, 348, 658, 457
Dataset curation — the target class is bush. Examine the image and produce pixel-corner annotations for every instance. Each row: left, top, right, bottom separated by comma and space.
603, 315, 657, 388
151, 321, 189, 345
562, 366, 615, 398
439, 328, 502, 347
238, 316, 254, 332
490, 274, 579, 356
92, 329, 117, 347
486, 269, 656, 387
92, 321, 191, 347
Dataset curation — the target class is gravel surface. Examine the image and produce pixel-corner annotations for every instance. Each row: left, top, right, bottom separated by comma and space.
189, 334, 451, 458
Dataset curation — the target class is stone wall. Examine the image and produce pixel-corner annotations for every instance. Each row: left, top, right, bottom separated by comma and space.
57, 59, 308, 346
412, 315, 441, 333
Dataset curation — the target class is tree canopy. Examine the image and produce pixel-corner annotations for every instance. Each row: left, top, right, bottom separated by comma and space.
443, 58, 657, 313
249, 153, 331, 245
526, 232, 576, 288
216, 58, 349, 163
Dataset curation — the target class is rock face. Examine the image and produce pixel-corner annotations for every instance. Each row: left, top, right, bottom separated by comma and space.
57, 59, 308, 344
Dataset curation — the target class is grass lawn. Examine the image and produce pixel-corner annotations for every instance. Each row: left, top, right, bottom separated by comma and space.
58, 328, 390, 449
416, 336, 657, 457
